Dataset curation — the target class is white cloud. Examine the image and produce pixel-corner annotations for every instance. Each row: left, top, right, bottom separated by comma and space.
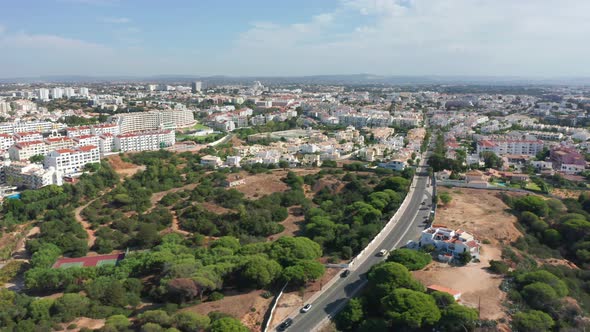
100, 17, 131, 24
222, 0, 590, 76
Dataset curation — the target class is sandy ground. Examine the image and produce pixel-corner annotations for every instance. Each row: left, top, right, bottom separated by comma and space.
435, 188, 522, 246
270, 267, 342, 327
267, 206, 304, 241
148, 183, 199, 212
106, 154, 146, 177
416, 187, 529, 323
413, 247, 506, 320
234, 169, 319, 199
551, 188, 584, 199
62, 317, 105, 331
181, 290, 272, 332
74, 199, 98, 248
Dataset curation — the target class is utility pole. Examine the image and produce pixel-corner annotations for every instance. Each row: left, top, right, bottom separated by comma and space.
478, 296, 481, 320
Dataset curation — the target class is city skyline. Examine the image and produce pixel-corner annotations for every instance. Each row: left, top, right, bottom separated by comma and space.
1, 0, 590, 78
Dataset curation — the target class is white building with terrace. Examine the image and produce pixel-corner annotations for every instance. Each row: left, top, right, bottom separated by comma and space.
419, 225, 480, 260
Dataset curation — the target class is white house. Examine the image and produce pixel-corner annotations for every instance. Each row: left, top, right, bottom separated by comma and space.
200, 155, 223, 168
44, 145, 100, 175
419, 225, 480, 259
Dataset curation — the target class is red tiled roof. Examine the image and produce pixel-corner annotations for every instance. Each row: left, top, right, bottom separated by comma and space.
14, 131, 41, 137
428, 284, 462, 296
55, 148, 75, 154
15, 140, 44, 147
45, 137, 73, 142
77, 145, 98, 152
52, 253, 125, 268
466, 240, 479, 248
76, 134, 97, 140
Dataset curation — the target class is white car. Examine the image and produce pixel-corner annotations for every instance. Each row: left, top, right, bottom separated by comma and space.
300, 304, 312, 313
378, 249, 388, 257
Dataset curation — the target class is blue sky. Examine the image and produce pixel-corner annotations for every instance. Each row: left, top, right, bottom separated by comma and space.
0, 0, 589, 78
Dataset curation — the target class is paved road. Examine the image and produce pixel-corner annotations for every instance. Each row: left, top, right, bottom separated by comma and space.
281, 163, 433, 332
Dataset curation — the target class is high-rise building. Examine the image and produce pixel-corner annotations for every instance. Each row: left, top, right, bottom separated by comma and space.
191, 81, 202, 93
52, 87, 64, 99
0, 101, 11, 114
79, 87, 89, 97
64, 87, 76, 98
38, 88, 50, 101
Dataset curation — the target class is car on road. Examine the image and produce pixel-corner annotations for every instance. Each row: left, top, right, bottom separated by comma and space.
300, 304, 312, 313
340, 269, 350, 277
278, 318, 293, 331
377, 249, 388, 257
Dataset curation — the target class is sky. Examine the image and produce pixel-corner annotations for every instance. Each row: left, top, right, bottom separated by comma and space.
0, 0, 589, 78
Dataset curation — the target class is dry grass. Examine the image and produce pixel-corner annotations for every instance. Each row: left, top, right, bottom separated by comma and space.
234, 169, 319, 199
106, 154, 145, 177
181, 290, 272, 332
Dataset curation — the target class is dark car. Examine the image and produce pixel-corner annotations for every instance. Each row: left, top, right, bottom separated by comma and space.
341, 269, 351, 277
278, 318, 293, 331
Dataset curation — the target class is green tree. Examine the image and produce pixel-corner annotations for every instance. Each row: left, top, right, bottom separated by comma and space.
512, 310, 554, 332
139, 310, 172, 327
104, 315, 131, 331
269, 237, 322, 266
381, 288, 441, 328
481, 151, 503, 169
239, 255, 282, 288
513, 196, 548, 217
430, 291, 455, 309
440, 304, 479, 331
367, 262, 424, 297
335, 298, 364, 331
29, 154, 45, 164
173, 312, 210, 332
207, 317, 249, 332
281, 260, 325, 285
516, 270, 568, 297
521, 282, 560, 310
29, 298, 54, 321
387, 249, 432, 270
53, 293, 91, 322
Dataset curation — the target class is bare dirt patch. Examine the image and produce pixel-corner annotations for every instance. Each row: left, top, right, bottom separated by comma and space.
62, 317, 105, 331
413, 247, 506, 321
551, 188, 584, 200
435, 188, 522, 245
106, 154, 145, 177
181, 290, 272, 332
234, 169, 319, 200
268, 206, 305, 240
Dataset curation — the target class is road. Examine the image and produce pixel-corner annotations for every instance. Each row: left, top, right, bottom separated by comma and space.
279, 161, 433, 332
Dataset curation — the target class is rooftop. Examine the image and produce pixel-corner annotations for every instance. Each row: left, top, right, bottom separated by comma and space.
53, 253, 125, 268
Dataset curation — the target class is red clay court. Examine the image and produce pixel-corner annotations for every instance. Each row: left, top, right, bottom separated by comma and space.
52, 253, 125, 268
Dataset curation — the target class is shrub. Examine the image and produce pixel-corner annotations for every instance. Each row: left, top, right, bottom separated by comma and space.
387, 249, 432, 270
209, 292, 224, 301
488, 260, 509, 274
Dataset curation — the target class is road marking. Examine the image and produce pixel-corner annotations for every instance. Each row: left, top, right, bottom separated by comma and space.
393, 180, 426, 249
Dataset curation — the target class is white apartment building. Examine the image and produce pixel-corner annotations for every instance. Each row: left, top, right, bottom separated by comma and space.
92, 123, 120, 136
477, 139, 544, 156
225, 156, 241, 167
99, 134, 115, 155
114, 130, 175, 152
45, 145, 100, 175
44, 136, 75, 151
12, 121, 65, 134
13, 131, 43, 143
0, 101, 11, 114
0, 134, 15, 152
38, 88, 50, 101
5, 162, 63, 189
79, 87, 89, 97
51, 88, 64, 99
66, 126, 93, 138
73, 135, 100, 148
64, 87, 75, 98
109, 109, 195, 134
8, 141, 48, 161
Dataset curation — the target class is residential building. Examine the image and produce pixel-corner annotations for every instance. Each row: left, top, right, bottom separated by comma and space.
99, 134, 115, 155
378, 160, 407, 171
79, 87, 89, 97
200, 155, 223, 168
45, 145, 100, 175
109, 109, 195, 133
38, 88, 50, 101
51, 87, 63, 99
114, 130, 175, 152
64, 87, 76, 98
226, 156, 241, 167
8, 141, 47, 161
550, 146, 585, 170
191, 81, 202, 93
13, 131, 43, 143
0, 134, 15, 152
44, 136, 75, 151
419, 225, 480, 259
476, 139, 544, 156
4, 162, 63, 189
73, 135, 100, 148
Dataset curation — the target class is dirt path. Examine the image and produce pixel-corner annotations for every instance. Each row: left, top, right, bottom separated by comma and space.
148, 183, 199, 213
74, 199, 98, 248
